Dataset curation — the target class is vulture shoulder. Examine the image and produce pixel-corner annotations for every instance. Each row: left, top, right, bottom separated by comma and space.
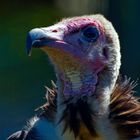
7, 78, 140, 140
109, 77, 140, 139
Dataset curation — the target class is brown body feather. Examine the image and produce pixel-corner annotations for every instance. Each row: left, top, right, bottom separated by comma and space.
109, 77, 140, 139
40, 77, 140, 139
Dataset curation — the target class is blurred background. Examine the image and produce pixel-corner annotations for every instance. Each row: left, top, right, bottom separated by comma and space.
0, 0, 140, 139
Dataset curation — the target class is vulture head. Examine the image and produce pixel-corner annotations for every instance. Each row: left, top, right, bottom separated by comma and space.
26, 15, 122, 139
27, 15, 120, 100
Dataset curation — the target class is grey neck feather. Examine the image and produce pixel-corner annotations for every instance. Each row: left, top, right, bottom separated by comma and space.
90, 41, 121, 116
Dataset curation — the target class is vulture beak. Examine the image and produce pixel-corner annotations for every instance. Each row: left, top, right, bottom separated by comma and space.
26, 28, 49, 56
26, 26, 65, 56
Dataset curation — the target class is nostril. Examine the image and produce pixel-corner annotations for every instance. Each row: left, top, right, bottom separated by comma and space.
52, 29, 58, 33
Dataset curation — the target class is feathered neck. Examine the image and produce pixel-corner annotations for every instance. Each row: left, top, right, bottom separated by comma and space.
54, 49, 121, 140
45, 47, 106, 100
57, 67, 100, 99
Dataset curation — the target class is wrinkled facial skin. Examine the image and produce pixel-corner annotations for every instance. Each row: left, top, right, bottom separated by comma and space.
27, 17, 108, 68
40, 24, 107, 76
63, 25, 106, 63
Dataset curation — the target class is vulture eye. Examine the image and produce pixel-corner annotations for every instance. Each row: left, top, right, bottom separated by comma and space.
82, 26, 100, 42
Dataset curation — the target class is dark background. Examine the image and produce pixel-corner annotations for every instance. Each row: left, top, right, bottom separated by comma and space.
0, 0, 140, 139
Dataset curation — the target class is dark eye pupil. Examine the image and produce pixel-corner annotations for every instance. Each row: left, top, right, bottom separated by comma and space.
82, 26, 99, 42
